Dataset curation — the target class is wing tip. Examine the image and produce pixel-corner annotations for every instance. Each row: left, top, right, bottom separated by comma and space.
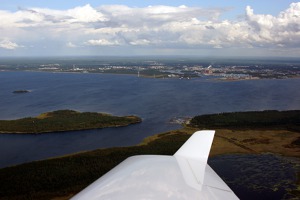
174, 130, 215, 162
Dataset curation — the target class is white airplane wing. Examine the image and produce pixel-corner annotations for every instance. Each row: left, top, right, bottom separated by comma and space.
71, 130, 239, 200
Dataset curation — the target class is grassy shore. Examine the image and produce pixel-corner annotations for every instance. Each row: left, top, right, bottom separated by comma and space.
0, 110, 141, 134
0, 110, 299, 199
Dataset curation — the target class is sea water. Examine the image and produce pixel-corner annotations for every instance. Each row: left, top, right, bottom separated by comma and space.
0, 71, 300, 168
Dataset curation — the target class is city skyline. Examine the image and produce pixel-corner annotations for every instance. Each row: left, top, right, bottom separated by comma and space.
0, 1, 299, 57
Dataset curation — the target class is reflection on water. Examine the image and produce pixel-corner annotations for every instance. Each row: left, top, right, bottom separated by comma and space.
208, 153, 300, 200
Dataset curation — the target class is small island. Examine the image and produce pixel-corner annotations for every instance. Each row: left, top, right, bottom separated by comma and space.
0, 110, 142, 134
13, 90, 30, 94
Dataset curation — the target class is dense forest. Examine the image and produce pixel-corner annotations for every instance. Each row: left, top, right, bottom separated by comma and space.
189, 110, 300, 130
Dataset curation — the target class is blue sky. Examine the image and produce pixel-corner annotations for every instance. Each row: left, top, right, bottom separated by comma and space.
1, 0, 295, 13
0, 1, 299, 57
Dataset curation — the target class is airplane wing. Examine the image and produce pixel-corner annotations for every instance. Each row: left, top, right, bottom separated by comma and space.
71, 130, 239, 200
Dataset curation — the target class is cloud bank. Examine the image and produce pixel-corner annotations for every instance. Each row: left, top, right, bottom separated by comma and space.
0, 3, 299, 56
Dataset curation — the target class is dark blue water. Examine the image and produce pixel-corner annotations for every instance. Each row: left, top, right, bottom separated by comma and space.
0, 71, 300, 168
209, 154, 300, 200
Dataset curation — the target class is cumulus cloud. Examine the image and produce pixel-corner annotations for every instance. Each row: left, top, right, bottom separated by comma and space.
0, 3, 299, 55
245, 3, 300, 48
0, 39, 21, 49
16, 4, 107, 26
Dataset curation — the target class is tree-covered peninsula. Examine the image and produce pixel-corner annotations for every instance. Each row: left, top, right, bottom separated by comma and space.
188, 110, 300, 131
0, 110, 141, 134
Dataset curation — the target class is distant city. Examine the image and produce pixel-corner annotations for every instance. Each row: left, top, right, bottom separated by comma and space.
1, 57, 299, 80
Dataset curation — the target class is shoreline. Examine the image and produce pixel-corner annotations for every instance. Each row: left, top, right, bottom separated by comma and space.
2, 127, 299, 165
2, 69, 300, 81
5, 126, 299, 168
0, 123, 140, 135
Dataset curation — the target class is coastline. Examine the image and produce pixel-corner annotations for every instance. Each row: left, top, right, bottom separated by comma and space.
2, 69, 300, 81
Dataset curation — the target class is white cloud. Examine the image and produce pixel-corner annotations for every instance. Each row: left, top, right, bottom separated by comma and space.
66, 42, 77, 48
130, 39, 151, 46
0, 3, 299, 55
245, 3, 300, 47
66, 4, 107, 23
0, 39, 21, 49
85, 39, 120, 46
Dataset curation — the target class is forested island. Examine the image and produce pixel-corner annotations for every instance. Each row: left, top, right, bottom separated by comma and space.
0, 110, 141, 134
0, 110, 299, 199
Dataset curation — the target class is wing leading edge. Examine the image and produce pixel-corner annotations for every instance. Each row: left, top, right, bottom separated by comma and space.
71, 130, 239, 200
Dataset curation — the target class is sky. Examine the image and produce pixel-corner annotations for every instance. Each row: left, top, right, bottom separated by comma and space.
0, 0, 299, 57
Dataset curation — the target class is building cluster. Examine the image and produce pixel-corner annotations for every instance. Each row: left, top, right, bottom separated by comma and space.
39, 63, 299, 80
1, 60, 298, 80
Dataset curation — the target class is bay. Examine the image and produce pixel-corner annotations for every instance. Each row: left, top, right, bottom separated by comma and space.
0, 71, 300, 168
